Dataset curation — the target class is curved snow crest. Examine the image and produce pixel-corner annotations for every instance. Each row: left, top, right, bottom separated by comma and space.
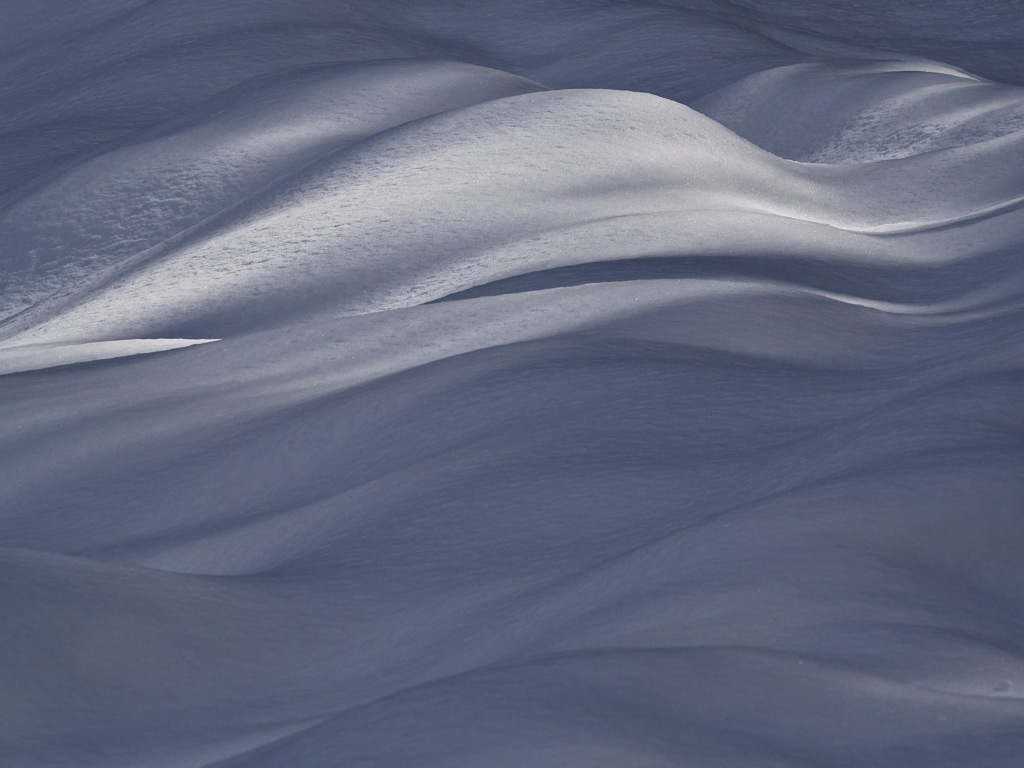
698, 60, 1024, 164
0, 338, 219, 375
0, 60, 546, 330
2, 2, 1024, 767
5, 84, 1024, 346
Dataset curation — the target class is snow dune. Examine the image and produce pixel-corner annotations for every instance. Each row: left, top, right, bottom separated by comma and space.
1, 1, 1023, 766
7, 84, 1024, 344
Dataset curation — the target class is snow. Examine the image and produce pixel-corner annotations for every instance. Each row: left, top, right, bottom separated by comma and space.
0, 339, 219, 375
1, 2, 1023, 766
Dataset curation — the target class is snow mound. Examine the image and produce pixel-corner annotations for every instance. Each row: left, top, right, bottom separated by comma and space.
698, 60, 1024, 163
7, 86, 1024, 346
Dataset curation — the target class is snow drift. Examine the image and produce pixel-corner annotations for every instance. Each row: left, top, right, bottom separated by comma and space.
1, 1, 1023, 766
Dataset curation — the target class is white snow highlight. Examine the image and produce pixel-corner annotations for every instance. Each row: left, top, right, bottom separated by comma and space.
0, 339, 219, 375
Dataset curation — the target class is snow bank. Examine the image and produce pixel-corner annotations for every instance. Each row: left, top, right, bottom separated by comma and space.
1, 1, 1022, 766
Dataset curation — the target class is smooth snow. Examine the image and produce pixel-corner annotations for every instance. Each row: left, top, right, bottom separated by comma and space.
1, 2, 1022, 767
0, 338, 219, 375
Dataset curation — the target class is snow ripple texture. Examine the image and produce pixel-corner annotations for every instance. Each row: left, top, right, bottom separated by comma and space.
1, 2, 1023, 766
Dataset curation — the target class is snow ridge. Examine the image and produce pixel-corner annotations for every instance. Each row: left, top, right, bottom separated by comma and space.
1, 2, 1023, 766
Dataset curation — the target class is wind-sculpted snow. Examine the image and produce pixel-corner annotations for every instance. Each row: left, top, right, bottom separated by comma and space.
0, 60, 545, 329
1, 2, 1023, 767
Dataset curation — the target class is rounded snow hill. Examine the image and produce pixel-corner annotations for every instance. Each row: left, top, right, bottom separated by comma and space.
0, 60, 545, 328
6, 81, 1024, 346
698, 60, 1024, 163
7, 0, 1020, 208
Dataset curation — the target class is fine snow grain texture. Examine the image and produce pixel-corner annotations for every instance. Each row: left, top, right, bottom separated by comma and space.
1, 2, 1023, 767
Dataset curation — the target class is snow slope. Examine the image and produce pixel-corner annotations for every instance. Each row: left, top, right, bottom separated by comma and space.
1, 2, 1023, 766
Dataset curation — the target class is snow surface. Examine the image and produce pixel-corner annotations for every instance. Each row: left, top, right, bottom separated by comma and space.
1, 1, 1023, 766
